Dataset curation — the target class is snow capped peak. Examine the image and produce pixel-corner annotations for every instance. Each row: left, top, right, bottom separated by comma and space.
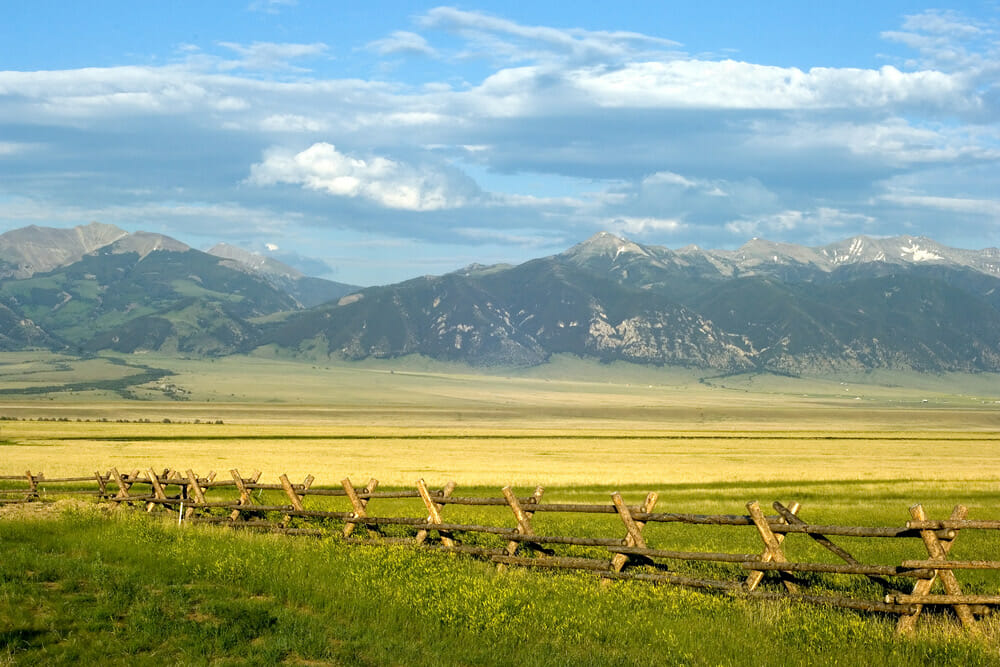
899, 241, 943, 262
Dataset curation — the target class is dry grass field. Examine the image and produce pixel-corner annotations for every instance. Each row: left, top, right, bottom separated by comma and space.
1, 352, 998, 487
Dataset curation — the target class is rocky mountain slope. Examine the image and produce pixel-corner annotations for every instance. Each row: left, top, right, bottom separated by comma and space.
262, 233, 1000, 372
0, 223, 357, 356
207, 243, 357, 308
2, 224, 998, 373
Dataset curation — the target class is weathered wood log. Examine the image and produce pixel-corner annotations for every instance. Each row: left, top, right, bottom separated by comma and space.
345, 516, 429, 527
356, 490, 422, 499
887, 594, 1000, 605
602, 571, 742, 591
438, 496, 521, 506
245, 481, 314, 491
38, 489, 103, 495
342, 477, 376, 539
230, 469, 252, 522
899, 504, 967, 637
896, 502, 970, 631
279, 474, 306, 512
287, 509, 354, 519
185, 469, 207, 505
421, 544, 506, 557
297, 488, 348, 497
740, 561, 934, 578
530, 503, 631, 514
635, 512, 758, 525
415, 479, 456, 547
746, 500, 799, 593
506, 533, 622, 547
492, 555, 612, 571
502, 485, 539, 560
611, 491, 656, 573
33, 476, 97, 483
146, 467, 168, 512
94, 471, 108, 498
607, 546, 761, 563
900, 559, 1000, 570
906, 519, 1000, 530
770, 523, 954, 539
773, 502, 859, 565
910, 504, 977, 633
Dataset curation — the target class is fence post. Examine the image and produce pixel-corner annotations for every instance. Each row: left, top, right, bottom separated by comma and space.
184, 469, 207, 519
415, 479, 455, 547
279, 473, 313, 527
146, 468, 167, 512
109, 468, 132, 508
611, 492, 657, 573
499, 485, 545, 570
23, 471, 39, 501
746, 500, 799, 593
342, 477, 378, 538
898, 504, 977, 634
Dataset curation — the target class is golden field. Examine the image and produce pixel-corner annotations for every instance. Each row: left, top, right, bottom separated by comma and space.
1, 352, 998, 487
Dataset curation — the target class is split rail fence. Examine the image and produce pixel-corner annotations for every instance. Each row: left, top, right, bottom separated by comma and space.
3, 469, 999, 635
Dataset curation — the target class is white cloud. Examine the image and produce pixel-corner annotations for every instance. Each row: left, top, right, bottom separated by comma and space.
0, 196, 301, 238
216, 41, 328, 71
642, 171, 698, 189
259, 114, 327, 132
746, 117, 999, 166
2, 6, 999, 269
248, 142, 478, 211
248, 0, 297, 14
564, 61, 967, 111
606, 216, 684, 235
882, 9, 997, 74
726, 208, 876, 238
881, 193, 1000, 217
420, 7, 682, 65
0, 142, 36, 156
367, 31, 437, 57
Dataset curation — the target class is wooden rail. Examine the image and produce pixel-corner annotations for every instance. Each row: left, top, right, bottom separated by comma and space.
2, 468, 998, 634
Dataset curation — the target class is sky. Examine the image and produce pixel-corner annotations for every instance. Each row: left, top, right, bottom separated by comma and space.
1, 2, 999, 286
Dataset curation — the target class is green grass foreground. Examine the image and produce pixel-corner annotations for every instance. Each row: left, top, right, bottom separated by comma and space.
2, 503, 999, 666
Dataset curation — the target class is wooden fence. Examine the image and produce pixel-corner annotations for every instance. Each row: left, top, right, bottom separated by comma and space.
3, 469, 999, 635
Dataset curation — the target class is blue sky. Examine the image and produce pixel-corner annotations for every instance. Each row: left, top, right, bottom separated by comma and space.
2, 2, 998, 285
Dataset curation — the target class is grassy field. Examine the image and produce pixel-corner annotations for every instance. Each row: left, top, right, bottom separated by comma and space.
2, 484, 999, 666
1, 351, 999, 664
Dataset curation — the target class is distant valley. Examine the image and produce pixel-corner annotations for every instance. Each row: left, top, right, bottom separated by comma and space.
2, 222, 999, 374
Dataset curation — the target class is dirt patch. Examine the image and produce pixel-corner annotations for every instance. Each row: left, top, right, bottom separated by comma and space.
0, 498, 104, 520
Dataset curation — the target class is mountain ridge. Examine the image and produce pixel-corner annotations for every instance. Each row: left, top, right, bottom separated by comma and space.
1, 224, 998, 374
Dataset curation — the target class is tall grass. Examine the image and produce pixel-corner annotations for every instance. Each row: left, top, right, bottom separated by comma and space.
2, 497, 998, 666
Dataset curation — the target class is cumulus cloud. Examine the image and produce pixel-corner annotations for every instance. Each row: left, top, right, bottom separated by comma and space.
2, 6, 999, 281
248, 142, 480, 211
606, 216, 685, 235
882, 9, 998, 76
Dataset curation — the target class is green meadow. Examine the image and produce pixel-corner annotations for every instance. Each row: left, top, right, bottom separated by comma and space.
1, 351, 999, 665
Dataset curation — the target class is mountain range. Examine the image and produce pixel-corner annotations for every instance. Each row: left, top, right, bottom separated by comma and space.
2, 223, 999, 374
